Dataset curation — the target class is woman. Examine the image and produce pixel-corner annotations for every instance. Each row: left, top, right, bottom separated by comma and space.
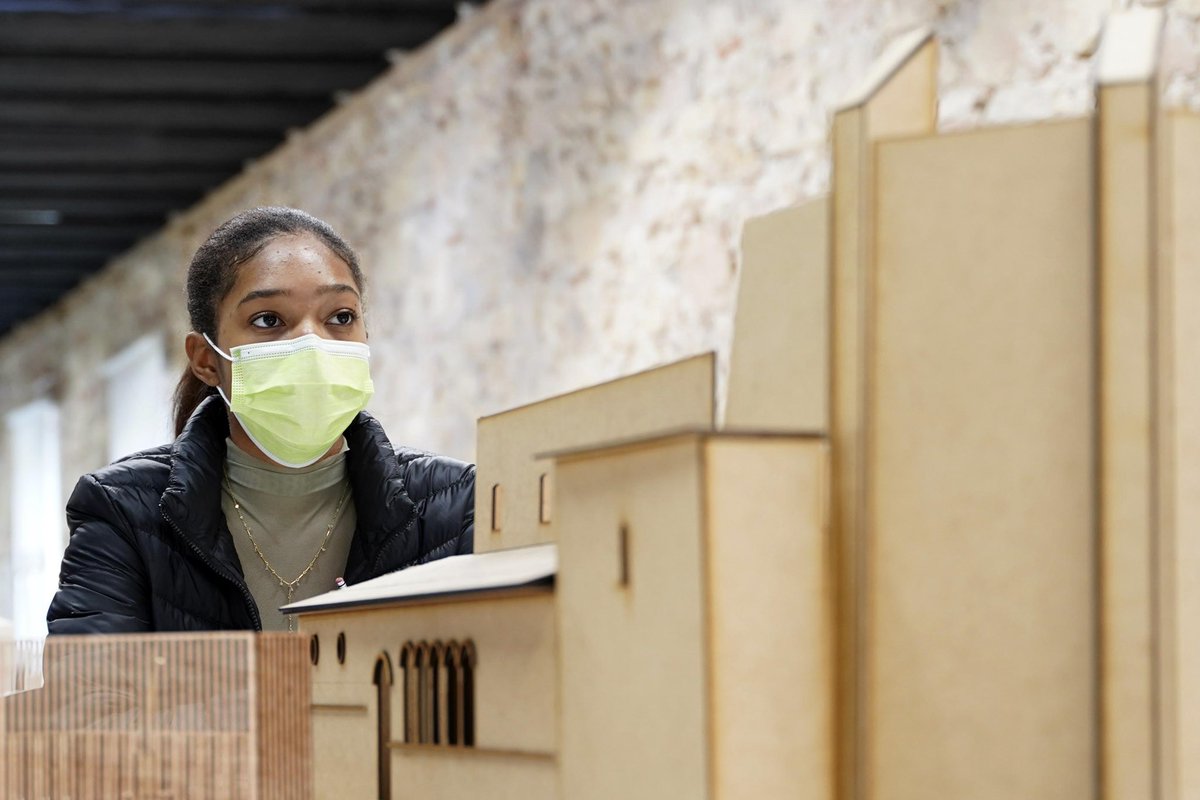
47, 207, 475, 633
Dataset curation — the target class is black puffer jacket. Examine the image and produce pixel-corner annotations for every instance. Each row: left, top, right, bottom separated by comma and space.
47, 396, 475, 633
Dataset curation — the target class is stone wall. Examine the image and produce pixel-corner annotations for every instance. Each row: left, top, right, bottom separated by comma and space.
0, 0, 1192, 550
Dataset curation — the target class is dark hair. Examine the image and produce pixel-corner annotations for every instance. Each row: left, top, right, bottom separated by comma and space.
172, 207, 366, 436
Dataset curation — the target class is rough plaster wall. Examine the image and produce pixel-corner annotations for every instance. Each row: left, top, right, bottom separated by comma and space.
0, 0, 1194, 521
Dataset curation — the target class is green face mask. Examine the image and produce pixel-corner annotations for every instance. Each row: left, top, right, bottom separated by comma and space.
206, 333, 375, 468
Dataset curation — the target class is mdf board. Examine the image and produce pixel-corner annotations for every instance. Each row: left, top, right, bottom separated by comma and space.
310, 683, 376, 800
869, 120, 1096, 798
1093, 13, 1165, 795
1097, 62, 1160, 800
1161, 110, 1200, 800
556, 435, 709, 800
256, 635, 314, 800
303, 593, 558, 757
726, 200, 829, 432
390, 749, 556, 800
475, 353, 715, 553
830, 33, 936, 799
703, 436, 832, 800
1, 633, 310, 800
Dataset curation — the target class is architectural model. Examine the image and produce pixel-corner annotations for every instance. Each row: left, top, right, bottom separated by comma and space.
2, 7, 1197, 800
0, 633, 310, 799
288, 8, 1200, 800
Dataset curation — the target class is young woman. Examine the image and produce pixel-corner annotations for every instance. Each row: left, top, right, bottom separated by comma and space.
47, 207, 475, 633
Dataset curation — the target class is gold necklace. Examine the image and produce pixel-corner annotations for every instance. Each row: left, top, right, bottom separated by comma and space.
222, 477, 351, 631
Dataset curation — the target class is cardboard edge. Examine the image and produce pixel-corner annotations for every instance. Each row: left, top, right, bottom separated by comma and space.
476, 352, 716, 423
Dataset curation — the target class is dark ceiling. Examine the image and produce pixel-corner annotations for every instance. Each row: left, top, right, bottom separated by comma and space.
0, 0, 484, 337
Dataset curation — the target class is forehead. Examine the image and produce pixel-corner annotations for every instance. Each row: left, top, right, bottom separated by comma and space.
228, 231, 357, 294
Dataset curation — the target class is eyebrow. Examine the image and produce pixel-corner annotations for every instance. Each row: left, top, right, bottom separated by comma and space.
237, 283, 360, 307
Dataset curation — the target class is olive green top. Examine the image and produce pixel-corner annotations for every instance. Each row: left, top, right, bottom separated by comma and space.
221, 438, 356, 631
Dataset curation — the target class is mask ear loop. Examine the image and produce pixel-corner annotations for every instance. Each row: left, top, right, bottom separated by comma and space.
203, 332, 235, 408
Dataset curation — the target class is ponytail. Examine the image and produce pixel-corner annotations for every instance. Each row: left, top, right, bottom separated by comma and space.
172, 366, 216, 437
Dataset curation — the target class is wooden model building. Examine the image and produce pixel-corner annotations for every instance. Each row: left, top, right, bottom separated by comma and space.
288, 8, 1200, 800
0, 633, 311, 800
2, 8, 1198, 799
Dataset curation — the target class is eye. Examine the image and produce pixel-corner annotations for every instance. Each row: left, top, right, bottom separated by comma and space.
250, 312, 282, 329
329, 309, 357, 326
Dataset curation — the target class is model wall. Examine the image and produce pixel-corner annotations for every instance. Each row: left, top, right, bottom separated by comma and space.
0, 0, 1196, 591
303, 594, 557, 799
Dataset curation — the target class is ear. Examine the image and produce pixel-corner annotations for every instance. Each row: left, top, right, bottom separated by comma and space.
185, 332, 223, 389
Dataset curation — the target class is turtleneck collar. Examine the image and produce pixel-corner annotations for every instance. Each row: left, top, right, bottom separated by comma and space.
159, 394, 417, 585
225, 437, 348, 496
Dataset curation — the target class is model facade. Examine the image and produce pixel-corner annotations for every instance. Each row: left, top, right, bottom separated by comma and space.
292, 8, 1200, 800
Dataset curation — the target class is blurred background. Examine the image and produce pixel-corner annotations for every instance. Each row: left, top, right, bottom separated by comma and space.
0, 0, 1192, 638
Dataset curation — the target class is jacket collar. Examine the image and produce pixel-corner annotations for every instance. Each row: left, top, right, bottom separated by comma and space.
159, 395, 417, 584
342, 406, 418, 582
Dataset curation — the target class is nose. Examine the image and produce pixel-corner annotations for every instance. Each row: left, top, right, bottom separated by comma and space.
294, 317, 321, 337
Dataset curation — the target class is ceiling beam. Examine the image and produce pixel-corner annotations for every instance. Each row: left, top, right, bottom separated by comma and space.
107, 1, 464, 10
0, 256, 103, 273
0, 0, 486, 338
0, 56, 383, 98
0, 289, 72, 310
0, 224, 158, 246
0, 11, 453, 59
0, 169, 227, 193
0, 266, 95, 284
0, 96, 333, 134
0, 247, 119, 264
0, 196, 189, 219
0, 131, 277, 168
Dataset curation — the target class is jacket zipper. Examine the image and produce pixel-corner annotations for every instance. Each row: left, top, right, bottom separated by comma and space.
160, 507, 263, 631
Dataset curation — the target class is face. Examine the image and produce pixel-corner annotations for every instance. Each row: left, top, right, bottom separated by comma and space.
210, 231, 365, 355
184, 231, 366, 462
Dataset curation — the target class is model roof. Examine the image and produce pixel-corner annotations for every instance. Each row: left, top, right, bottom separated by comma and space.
282, 542, 557, 615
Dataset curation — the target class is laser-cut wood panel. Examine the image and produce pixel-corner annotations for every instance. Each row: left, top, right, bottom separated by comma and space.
391, 751, 556, 800
555, 432, 831, 800
309, 682, 375, 800
703, 436, 831, 800
1095, 9, 1164, 797
869, 119, 1096, 799
301, 592, 557, 800
555, 434, 709, 800
0, 633, 310, 800
829, 30, 937, 800
726, 200, 829, 432
1161, 109, 1200, 800
475, 353, 714, 553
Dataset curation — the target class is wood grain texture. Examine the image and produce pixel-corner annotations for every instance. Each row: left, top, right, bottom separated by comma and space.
0, 632, 311, 800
